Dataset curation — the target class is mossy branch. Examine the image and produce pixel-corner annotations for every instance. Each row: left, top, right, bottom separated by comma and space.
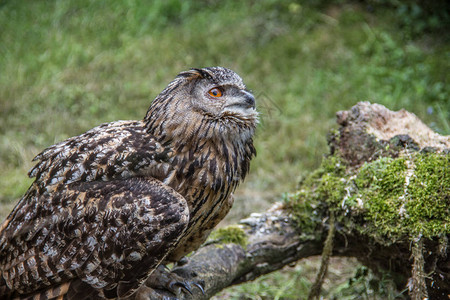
138, 102, 449, 299
145, 209, 326, 299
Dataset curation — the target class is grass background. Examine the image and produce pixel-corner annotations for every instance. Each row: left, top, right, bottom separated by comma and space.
0, 0, 448, 298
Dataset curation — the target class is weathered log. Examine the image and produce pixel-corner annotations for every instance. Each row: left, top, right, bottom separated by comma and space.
146, 102, 449, 300
146, 207, 325, 300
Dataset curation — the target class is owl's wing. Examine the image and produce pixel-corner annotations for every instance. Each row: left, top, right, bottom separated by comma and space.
28, 120, 172, 191
0, 177, 189, 299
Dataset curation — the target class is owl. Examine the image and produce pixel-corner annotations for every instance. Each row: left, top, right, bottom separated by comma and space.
0, 67, 257, 299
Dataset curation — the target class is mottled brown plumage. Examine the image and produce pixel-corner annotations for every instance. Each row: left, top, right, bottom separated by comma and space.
0, 67, 257, 299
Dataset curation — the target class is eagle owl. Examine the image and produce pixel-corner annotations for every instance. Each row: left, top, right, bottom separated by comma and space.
0, 67, 257, 299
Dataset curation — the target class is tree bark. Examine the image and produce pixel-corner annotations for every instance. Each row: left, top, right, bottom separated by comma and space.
147, 102, 450, 300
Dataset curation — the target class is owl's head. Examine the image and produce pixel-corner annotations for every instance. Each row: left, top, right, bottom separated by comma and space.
145, 67, 258, 142
177, 67, 257, 121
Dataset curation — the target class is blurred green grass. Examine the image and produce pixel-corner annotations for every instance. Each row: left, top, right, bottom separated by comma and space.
0, 0, 448, 298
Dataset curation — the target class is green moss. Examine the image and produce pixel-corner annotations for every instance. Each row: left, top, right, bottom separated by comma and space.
287, 152, 449, 243
405, 154, 450, 237
359, 153, 449, 239
321, 158, 347, 204
285, 156, 348, 233
283, 190, 319, 236
208, 225, 248, 248
359, 157, 409, 239
354, 157, 395, 189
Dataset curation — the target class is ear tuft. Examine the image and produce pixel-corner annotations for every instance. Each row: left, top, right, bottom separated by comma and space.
177, 68, 213, 81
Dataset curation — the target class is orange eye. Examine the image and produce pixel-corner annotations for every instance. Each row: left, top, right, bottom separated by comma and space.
208, 87, 223, 98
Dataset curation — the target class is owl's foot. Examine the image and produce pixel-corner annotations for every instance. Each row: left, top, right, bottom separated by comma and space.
136, 265, 204, 299
132, 285, 178, 300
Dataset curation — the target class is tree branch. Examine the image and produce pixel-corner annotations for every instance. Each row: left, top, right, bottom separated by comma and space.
171, 209, 325, 300
145, 102, 449, 299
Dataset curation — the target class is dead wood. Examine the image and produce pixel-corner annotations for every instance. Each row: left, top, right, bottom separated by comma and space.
146, 102, 449, 300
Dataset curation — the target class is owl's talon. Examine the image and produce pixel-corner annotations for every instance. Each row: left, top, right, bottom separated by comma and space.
143, 265, 203, 297
192, 282, 205, 295
169, 281, 193, 295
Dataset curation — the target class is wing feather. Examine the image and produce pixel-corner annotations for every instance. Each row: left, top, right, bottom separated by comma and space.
28, 120, 172, 190
0, 177, 189, 299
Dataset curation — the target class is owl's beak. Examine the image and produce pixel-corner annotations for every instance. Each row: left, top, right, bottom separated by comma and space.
241, 90, 256, 109
224, 90, 256, 110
